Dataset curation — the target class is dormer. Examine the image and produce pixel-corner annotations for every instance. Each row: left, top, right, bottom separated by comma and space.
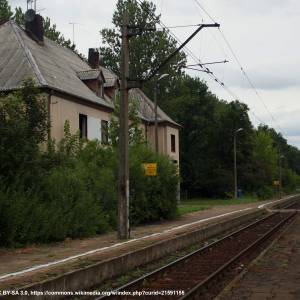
101, 67, 119, 99
77, 69, 105, 98
77, 48, 106, 98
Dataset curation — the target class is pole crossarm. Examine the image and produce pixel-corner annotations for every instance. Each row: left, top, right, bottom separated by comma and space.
186, 60, 229, 67
184, 67, 213, 74
147, 23, 220, 81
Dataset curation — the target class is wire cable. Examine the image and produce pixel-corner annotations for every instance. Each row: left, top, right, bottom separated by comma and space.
192, 0, 285, 135
136, 0, 266, 126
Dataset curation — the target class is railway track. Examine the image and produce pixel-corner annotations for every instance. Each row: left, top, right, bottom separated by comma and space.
95, 211, 296, 300
283, 200, 300, 209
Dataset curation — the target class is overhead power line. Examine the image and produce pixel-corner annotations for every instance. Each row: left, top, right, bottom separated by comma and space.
192, 0, 217, 23
218, 30, 285, 133
162, 24, 204, 29
192, 0, 285, 135
135, 1, 248, 101
135, 0, 266, 127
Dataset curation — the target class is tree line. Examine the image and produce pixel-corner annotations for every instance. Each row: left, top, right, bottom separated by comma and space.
100, 0, 300, 199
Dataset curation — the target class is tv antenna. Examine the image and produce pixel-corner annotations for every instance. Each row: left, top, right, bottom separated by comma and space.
69, 22, 83, 45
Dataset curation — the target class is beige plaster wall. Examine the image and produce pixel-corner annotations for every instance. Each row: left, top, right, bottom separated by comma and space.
146, 124, 180, 165
146, 125, 164, 153
166, 126, 180, 164
50, 95, 111, 141
49, 95, 179, 167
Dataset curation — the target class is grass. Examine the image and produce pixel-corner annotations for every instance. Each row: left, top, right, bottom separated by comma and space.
178, 196, 260, 216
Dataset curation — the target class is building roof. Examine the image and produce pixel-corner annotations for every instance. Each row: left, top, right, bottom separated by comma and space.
130, 88, 181, 127
98, 67, 180, 127
0, 20, 179, 127
0, 21, 112, 109
100, 67, 119, 88
77, 69, 103, 81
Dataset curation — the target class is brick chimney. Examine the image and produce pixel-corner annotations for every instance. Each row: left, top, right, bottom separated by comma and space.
88, 48, 100, 69
25, 13, 44, 43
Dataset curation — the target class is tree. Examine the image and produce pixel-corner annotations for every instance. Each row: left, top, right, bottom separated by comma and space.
167, 75, 256, 198
100, 0, 186, 96
109, 91, 145, 147
252, 130, 278, 184
13, 6, 24, 25
0, 0, 12, 22
43, 16, 75, 50
0, 79, 49, 188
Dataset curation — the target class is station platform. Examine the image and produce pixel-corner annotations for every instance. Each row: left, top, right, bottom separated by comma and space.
0, 196, 296, 291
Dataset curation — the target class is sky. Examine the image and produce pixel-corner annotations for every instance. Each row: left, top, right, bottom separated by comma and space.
10, 0, 300, 148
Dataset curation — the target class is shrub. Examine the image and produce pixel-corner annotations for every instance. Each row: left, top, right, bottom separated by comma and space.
0, 81, 179, 247
256, 185, 275, 200
129, 144, 179, 224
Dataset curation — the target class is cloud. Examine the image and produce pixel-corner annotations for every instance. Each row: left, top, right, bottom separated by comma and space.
224, 68, 300, 90
8, 0, 300, 149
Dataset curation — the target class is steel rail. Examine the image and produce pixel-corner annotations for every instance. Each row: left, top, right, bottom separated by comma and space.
283, 200, 300, 209
94, 211, 295, 300
180, 211, 296, 299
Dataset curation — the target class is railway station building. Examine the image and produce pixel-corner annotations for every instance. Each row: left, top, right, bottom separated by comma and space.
0, 16, 180, 167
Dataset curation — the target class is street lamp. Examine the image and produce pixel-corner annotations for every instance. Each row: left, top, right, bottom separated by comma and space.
279, 154, 284, 199
154, 74, 169, 153
234, 128, 243, 199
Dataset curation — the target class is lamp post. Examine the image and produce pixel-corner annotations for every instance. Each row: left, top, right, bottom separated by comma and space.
154, 74, 169, 153
279, 154, 284, 199
234, 128, 243, 199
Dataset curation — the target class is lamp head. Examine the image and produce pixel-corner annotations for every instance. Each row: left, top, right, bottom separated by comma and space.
158, 73, 169, 81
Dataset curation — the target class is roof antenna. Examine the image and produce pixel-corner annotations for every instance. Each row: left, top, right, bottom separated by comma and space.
69, 22, 83, 45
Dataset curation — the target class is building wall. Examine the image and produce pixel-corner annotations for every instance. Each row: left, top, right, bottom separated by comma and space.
166, 125, 180, 165
50, 95, 111, 141
146, 124, 180, 166
49, 94, 180, 167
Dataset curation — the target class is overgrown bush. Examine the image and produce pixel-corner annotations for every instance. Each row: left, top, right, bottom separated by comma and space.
0, 81, 179, 247
129, 145, 178, 224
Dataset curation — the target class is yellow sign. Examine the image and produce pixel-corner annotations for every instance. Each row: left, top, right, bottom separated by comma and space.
273, 180, 280, 186
143, 163, 157, 176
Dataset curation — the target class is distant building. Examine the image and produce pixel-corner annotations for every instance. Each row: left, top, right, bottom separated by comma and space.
0, 15, 180, 167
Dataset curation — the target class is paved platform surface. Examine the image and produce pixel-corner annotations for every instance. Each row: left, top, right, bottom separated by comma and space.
220, 214, 300, 300
0, 197, 293, 289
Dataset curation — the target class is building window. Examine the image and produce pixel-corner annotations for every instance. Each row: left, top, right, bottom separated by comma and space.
171, 134, 176, 153
79, 114, 87, 138
101, 120, 109, 144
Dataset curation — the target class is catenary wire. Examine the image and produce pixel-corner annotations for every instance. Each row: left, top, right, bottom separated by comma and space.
135, 0, 266, 126
192, 0, 286, 135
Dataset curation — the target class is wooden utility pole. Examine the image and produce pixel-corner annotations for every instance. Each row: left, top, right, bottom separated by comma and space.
116, 18, 219, 239
118, 12, 130, 240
